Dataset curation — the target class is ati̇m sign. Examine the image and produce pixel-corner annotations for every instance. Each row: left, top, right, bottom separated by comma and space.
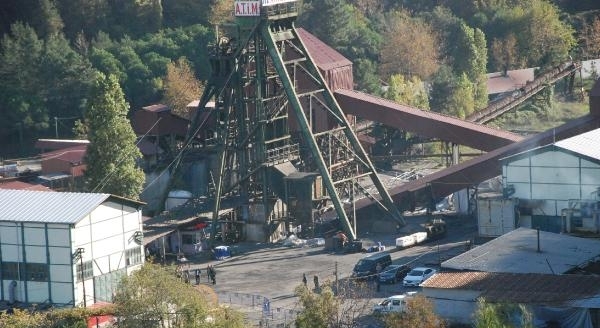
235, 0, 296, 16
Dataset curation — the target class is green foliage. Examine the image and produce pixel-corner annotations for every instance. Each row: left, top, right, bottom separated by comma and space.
354, 58, 382, 94
114, 263, 244, 328
473, 298, 533, 328
0, 306, 115, 328
0, 22, 95, 138
385, 74, 430, 110
0, 309, 50, 328
295, 284, 340, 328
294, 280, 375, 328
379, 10, 440, 80
449, 73, 476, 119
486, 1, 576, 69
83, 73, 145, 199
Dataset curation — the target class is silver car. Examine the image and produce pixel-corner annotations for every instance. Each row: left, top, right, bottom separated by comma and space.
402, 267, 436, 287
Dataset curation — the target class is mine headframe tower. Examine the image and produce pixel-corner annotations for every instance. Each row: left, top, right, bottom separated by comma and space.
183, 0, 403, 242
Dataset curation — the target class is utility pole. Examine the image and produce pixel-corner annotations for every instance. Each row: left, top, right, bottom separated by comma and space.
334, 262, 338, 293
54, 117, 58, 138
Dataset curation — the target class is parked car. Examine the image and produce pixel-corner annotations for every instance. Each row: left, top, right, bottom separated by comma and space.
378, 264, 411, 284
373, 292, 418, 313
352, 252, 392, 280
402, 267, 437, 287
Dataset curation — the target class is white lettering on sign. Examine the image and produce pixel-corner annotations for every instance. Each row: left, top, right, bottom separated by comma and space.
261, 0, 296, 6
235, 1, 260, 16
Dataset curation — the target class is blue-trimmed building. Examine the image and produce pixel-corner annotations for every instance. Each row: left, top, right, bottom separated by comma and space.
0, 190, 144, 307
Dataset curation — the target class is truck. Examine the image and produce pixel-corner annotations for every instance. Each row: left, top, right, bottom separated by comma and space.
372, 292, 418, 314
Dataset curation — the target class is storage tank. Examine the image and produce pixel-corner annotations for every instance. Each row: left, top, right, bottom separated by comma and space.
165, 190, 193, 211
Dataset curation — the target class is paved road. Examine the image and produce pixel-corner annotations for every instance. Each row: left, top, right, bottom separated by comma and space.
185, 214, 478, 313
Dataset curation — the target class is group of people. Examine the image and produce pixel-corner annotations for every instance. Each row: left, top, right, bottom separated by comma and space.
177, 265, 217, 285
302, 273, 319, 290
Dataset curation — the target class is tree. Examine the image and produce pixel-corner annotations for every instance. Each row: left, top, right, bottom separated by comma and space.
381, 294, 445, 328
208, 0, 235, 25
580, 16, 600, 59
0, 22, 95, 141
486, 1, 576, 69
163, 57, 204, 119
448, 73, 475, 119
379, 10, 440, 80
113, 263, 244, 328
294, 281, 374, 328
299, 0, 354, 52
83, 72, 145, 199
34, 0, 64, 39
385, 74, 429, 110
473, 298, 533, 328
490, 33, 520, 72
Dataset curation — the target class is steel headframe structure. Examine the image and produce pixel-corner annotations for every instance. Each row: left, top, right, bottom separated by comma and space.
182, 0, 403, 242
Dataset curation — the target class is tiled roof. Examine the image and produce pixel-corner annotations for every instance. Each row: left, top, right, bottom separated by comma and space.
0, 181, 50, 191
422, 271, 600, 304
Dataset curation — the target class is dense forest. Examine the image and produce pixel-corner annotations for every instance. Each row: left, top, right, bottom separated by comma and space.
0, 0, 599, 157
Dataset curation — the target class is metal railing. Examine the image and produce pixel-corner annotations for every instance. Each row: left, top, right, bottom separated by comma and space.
217, 291, 300, 327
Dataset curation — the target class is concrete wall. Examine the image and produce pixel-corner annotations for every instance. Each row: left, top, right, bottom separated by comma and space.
422, 288, 480, 324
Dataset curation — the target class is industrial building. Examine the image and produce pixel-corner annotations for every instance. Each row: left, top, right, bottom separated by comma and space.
0, 190, 144, 307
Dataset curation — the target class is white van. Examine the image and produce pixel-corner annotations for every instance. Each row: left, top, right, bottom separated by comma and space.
372, 292, 417, 313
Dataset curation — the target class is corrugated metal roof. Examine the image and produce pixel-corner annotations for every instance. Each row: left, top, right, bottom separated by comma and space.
554, 127, 600, 161
442, 227, 600, 274
42, 145, 87, 164
297, 28, 352, 71
422, 271, 600, 304
0, 190, 111, 224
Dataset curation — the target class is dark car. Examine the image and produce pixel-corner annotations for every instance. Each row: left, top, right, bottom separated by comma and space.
378, 264, 411, 284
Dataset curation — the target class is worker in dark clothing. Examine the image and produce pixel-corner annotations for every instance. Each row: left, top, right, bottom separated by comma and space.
302, 273, 307, 287
313, 275, 319, 290
195, 269, 201, 285
209, 266, 216, 285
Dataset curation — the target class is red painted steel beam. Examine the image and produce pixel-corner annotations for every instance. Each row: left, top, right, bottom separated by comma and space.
335, 88, 523, 152
353, 114, 600, 213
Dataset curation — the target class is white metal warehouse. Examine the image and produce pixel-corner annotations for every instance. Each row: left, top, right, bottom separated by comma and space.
501, 128, 600, 233
0, 189, 144, 307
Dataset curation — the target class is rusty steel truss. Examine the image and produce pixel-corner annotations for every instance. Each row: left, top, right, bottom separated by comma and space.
180, 1, 403, 241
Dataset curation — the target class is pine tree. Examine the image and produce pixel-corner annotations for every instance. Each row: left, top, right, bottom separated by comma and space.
84, 73, 145, 199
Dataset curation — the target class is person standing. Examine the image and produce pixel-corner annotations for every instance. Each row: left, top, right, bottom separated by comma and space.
195, 268, 201, 285
302, 273, 307, 287
313, 275, 319, 290
209, 266, 216, 285
206, 265, 211, 282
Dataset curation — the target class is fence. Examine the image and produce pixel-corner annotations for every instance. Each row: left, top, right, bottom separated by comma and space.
216, 291, 300, 327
